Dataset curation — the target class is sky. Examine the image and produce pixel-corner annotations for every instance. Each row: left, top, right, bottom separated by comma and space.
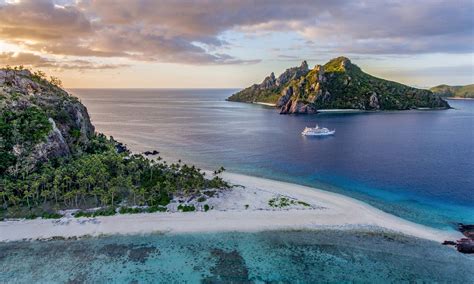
0, 0, 473, 88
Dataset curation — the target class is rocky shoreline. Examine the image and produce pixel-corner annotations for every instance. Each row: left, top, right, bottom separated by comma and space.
443, 224, 474, 254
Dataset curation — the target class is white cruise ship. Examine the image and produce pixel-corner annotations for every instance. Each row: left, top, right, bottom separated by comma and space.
301, 125, 335, 136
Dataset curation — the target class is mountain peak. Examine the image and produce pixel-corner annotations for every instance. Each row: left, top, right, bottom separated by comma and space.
324, 56, 353, 72
300, 60, 308, 70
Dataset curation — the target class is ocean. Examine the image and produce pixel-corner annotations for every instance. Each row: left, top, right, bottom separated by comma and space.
2, 89, 472, 282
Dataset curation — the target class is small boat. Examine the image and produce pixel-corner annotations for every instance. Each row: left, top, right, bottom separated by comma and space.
302, 125, 335, 136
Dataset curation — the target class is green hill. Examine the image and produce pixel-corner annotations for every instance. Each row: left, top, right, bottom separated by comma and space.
228, 57, 450, 114
430, 84, 474, 98
0, 67, 228, 219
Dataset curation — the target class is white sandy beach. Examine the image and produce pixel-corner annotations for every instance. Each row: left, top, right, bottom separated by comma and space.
253, 102, 277, 106
0, 172, 462, 242
317, 109, 366, 113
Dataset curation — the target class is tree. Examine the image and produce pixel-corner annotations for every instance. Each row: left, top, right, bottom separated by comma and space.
49, 76, 62, 87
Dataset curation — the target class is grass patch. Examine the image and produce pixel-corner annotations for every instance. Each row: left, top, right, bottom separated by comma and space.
119, 207, 144, 214
297, 201, 310, 207
269, 197, 294, 208
41, 212, 63, 219
269, 197, 311, 208
146, 206, 167, 213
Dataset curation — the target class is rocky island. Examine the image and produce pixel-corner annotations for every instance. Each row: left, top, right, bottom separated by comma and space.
227, 57, 450, 114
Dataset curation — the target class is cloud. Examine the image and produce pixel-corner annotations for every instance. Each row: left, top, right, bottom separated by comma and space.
0, 0, 92, 40
0, 0, 472, 68
0, 52, 128, 70
0, 52, 53, 67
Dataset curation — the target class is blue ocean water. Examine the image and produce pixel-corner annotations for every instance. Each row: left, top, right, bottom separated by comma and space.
1, 231, 473, 283
72, 89, 474, 230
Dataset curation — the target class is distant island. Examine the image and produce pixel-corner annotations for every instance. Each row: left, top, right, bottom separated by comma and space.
227, 57, 450, 114
430, 84, 474, 99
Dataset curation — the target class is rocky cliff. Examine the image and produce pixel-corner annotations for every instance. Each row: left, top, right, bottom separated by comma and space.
228, 57, 450, 114
0, 68, 94, 175
227, 61, 309, 105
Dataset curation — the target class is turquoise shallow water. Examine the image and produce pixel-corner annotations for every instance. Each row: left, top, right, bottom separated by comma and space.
1, 230, 473, 283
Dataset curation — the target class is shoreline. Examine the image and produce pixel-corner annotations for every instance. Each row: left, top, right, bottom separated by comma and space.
317, 109, 367, 113
0, 172, 462, 243
246, 102, 452, 112
252, 101, 276, 106
445, 97, 474, 100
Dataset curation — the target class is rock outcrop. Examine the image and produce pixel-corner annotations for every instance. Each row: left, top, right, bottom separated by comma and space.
443, 224, 474, 254
226, 60, 310, 105
228, 56, 450, 114
0, 68, 95, 174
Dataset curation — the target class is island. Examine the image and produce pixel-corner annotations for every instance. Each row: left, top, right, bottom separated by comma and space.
227, 56, 450, 114
430, 84, 474, 99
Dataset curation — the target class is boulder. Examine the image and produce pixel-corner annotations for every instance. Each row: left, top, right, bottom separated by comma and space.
369, 92, 380, 109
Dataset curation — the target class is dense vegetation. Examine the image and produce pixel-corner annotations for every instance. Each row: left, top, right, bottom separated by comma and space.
0, 67, 229, 219
430, 84, 474, 98
228, 56, 450, 113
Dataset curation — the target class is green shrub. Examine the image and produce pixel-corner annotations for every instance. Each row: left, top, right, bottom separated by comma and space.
177, 204, 195, 212
69, 128, 81, 139
41, 212, 62, 219
147, 206, 167, 213
25, 213, 37, 219
204, 204, 210, 212
94, 207, 116, 216
119, 207, 144, 214
197, 196, 206, 202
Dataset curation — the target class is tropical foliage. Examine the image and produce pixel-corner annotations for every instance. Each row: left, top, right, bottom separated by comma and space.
0, 67, 229, 219
0, 133, 229, 218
